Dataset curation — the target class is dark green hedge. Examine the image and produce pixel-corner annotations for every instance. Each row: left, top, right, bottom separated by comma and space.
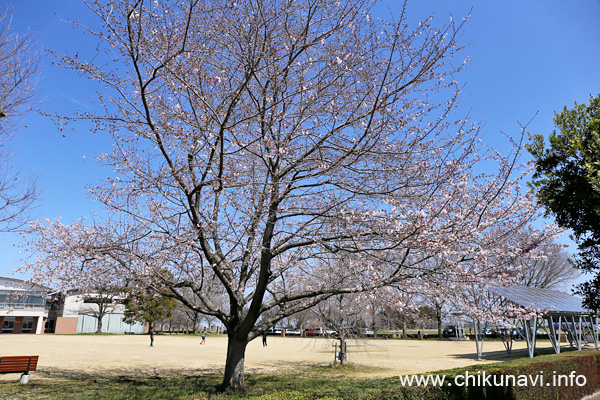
404, 351, 600, 400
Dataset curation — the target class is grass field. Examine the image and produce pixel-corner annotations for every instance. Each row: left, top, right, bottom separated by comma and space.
0, 333, 597, 399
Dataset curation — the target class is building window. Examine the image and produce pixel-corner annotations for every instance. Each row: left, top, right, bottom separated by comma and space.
2, 317, 15, 333
0, 290, 46, 309
21, 317, 34, 334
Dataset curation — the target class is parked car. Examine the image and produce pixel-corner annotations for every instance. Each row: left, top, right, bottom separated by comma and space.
516, 328, 545, 337
497, 327, 519, 337
304, 327, 323, 336
443, 325, 455, 335
285, 329, 301, 335
481, 328, 494, 335
361, 328, 375, 337
343, 328, 359, 336
266, 327, 282, 335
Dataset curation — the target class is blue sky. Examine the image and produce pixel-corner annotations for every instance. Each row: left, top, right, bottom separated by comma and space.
1, 0, 600, 282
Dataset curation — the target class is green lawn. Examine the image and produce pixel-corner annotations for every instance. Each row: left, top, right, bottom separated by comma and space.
1, 368, 387, 400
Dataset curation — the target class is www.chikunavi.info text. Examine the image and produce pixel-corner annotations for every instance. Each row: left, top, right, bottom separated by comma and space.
399, 371, 587, 387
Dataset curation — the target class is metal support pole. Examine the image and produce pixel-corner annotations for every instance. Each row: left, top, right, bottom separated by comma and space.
523, 318, 534, 358
572, 315, 582, 351
590, 315, 599, 350
558, 315, 562, 350
531, 316, 538, 357
548, 315, 560, 354
563, 317, 575, 348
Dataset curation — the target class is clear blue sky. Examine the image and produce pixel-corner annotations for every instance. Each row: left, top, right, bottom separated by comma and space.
1, 0, 600, 281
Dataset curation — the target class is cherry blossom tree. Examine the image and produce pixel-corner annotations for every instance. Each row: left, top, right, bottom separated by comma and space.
391, 288, 417, 338
417, 257, 452, 338
515, 244, 578, 290
22, 0, 557, 390
0, 5, 41, 232
80, 286, 123, 333
312, 293, 361, 364
423, 287, 449, 339
442, 230, 566, 358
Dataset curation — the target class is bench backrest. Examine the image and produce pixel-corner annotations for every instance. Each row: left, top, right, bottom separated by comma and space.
0, 356, 39, 373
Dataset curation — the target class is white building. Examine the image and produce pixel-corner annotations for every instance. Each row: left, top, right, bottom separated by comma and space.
0, 277, 49, 334
49, 291, 146, 334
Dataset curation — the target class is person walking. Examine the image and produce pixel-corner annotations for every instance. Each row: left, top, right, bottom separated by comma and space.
149, 325, 155, 347
262, 330, 268, 347
201, 330, 207, 345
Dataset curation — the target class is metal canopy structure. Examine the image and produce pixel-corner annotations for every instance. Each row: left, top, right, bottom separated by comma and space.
492, 286, 589, 314
487, 286, 598, 358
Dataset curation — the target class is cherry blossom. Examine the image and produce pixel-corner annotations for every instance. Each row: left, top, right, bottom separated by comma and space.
21, 0, 561, 390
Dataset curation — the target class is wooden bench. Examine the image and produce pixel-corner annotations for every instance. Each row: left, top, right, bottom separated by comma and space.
0, 356, 39, 382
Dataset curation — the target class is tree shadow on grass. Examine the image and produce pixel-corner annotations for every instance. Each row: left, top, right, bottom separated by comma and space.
2, 371, 226, 400
449, 345, 582, 362
26, 368, 226, 396
35, 366, 224, 380
4, 365, 403, 399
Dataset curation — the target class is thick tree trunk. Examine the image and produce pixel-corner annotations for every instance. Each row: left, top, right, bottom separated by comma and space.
96, 312, 104, 334
437, 306, 443, 339
338, 337, 347, 364
219, 333, 249, 391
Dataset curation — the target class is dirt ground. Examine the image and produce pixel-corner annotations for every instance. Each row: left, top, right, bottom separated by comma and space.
0, 334, 543, 381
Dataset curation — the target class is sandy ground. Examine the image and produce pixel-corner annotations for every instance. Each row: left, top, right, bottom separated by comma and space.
0, 334, 549, 381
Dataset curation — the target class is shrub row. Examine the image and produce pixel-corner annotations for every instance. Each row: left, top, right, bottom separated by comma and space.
406, 350, 600, 400
252, 350, 600, 400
